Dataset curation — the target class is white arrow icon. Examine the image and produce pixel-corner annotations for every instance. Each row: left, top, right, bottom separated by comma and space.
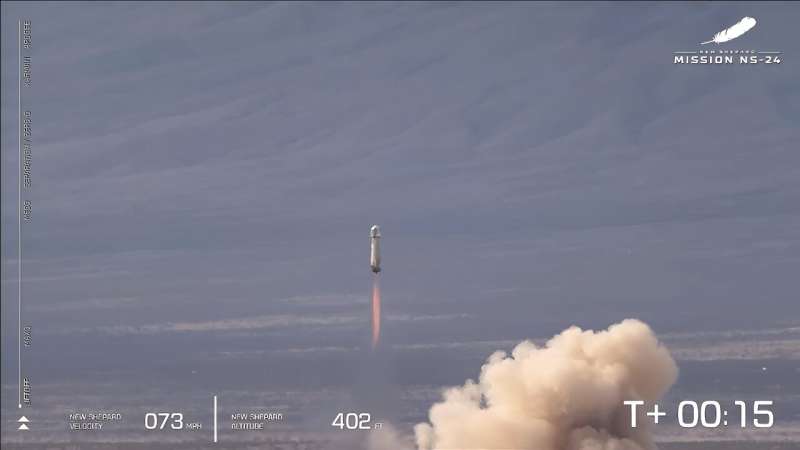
18, 423, 29, 431
18, 416, 29, 423
18, 416, 30, 431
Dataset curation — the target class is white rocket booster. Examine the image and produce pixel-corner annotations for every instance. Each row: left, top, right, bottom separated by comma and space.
370, 225, 381, 273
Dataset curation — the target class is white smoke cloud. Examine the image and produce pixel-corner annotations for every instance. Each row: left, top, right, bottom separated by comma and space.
413, 319, 678, 450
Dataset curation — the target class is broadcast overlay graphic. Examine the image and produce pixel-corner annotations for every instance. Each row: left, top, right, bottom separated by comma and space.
1, 3, 798, 450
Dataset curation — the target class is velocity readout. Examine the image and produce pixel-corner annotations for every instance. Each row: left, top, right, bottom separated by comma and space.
144, 412, 202, 431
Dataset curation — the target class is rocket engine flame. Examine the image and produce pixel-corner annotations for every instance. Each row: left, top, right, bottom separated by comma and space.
371, 274, 381, 349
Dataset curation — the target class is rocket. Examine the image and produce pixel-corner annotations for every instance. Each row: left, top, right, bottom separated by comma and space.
370, 225, 381, 273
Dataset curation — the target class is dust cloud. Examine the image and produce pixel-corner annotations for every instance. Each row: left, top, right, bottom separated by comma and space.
370, 319, 677, 450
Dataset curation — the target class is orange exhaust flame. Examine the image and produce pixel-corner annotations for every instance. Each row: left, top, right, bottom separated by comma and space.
371, 275, 381, 349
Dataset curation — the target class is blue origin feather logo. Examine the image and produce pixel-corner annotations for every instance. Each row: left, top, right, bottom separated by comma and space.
701, 17, 757, 45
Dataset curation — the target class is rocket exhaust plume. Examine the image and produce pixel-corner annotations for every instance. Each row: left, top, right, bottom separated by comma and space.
371, 274, 381, 349
410, 319, 678, 450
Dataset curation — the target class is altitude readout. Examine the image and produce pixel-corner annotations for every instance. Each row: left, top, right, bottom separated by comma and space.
331, 412, 383, 431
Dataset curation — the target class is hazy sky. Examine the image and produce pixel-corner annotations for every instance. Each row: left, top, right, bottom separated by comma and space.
1, 2, 799, 446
